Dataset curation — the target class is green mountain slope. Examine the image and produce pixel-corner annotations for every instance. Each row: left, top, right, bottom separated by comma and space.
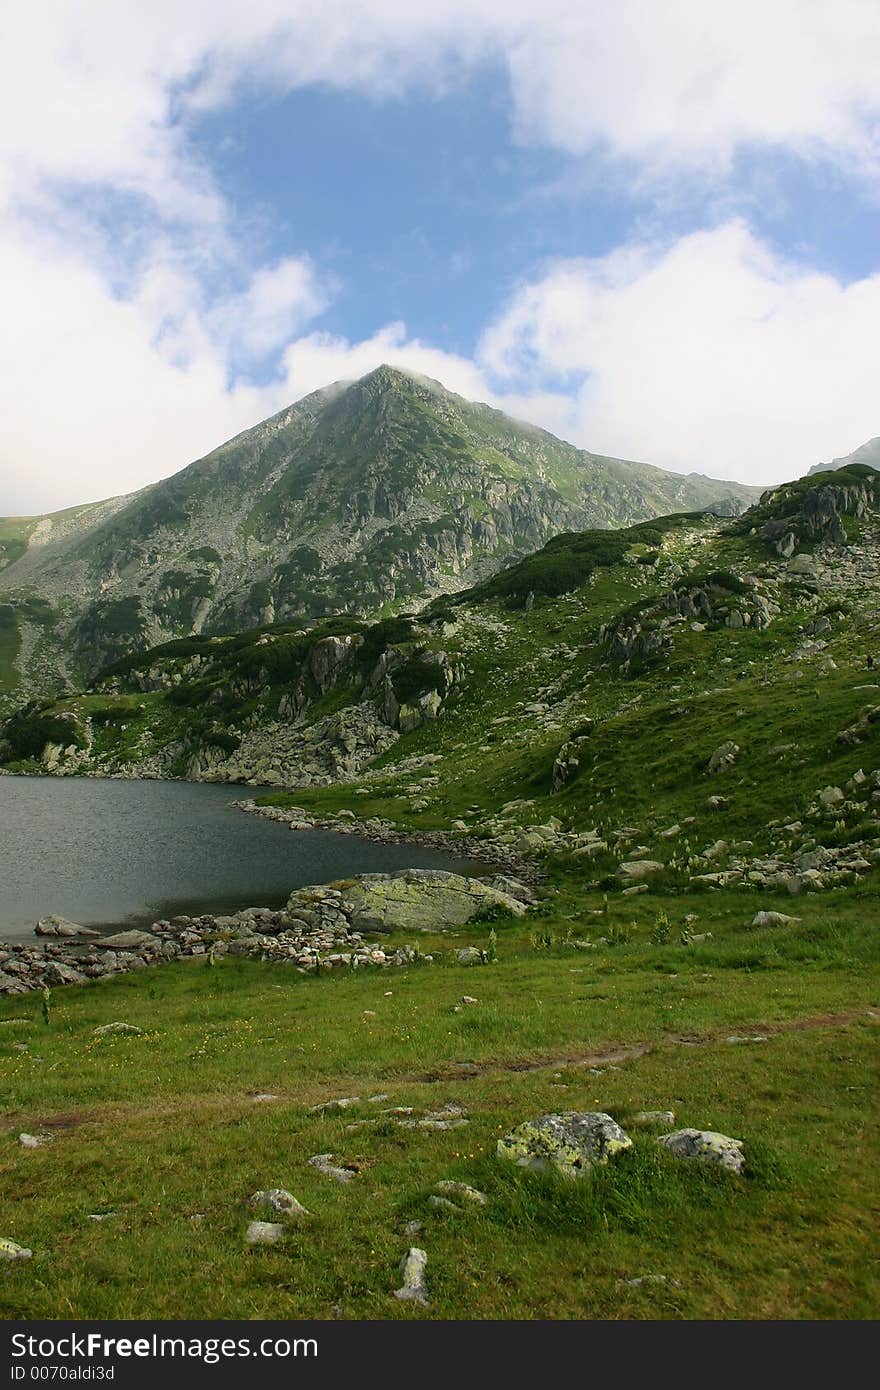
5, 466, 878, 907
0, 366, 759, 707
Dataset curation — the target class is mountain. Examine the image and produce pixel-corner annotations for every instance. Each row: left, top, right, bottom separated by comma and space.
5, 465, 878, 869
807, 436, 880, 476
0, 365, 760, 707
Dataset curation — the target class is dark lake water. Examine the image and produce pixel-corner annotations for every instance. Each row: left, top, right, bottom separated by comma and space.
0, 776, 486, 942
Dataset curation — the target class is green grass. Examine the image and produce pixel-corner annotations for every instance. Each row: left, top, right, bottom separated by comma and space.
0, 887, 878, 1320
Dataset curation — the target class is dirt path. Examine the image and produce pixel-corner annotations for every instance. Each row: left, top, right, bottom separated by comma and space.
412, 1007, 878, 1081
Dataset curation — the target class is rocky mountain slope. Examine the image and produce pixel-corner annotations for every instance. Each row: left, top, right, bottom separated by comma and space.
807, 435, 880, 476
4, 464, 878, 906
0, 365, 759, 708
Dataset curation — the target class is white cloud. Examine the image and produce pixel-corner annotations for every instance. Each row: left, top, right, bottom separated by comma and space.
3, 0, 879, 213
1, 3, 880, 510
479, 221, 880, 481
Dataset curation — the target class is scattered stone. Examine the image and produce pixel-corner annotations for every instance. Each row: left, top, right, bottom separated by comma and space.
87, 1213, 116, 1222
497, 1112, 632, 1178
93, 1022, 143, 1037
394, 1248, 429, 1306
245, 1221, 285, 1245
707, 742, 740, 774
461, 995, 479, 1006
621, 1274, 682, 1288
0, 1239, 32, 1260
403, 1220, 423, 1237
617, 861, 664, 882
657, 1128, 745, 1174
309, 1096, 360, 1114
456, 947, 483, 965
250, 1190, 311, 1218
724, 1035, 768, 1045
249, 1093, 279, 1103
428, 1195, 459, 1212
435, 1181, 488, 1205
93, 931, 160, 950
631, 1111, 675, 1129
818, 786, 845, 808
308, 1153, 357, 1183
18, 1133, 50, 1149
750, 911, 800, 928
35, 916, 97, 938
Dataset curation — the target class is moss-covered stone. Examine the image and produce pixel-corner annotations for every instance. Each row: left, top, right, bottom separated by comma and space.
497, 1112, 633, 1178
333, 869, 527, 934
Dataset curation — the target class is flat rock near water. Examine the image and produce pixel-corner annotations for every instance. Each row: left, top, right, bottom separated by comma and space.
322, 868, 527, 934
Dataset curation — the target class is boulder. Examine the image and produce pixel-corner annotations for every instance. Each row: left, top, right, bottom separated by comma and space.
308, 1153, 357, 1184
497, 1112, 632, 1178
93, 930, 160, 950
818, 785, 845, 808
93, 1022, 143, 1037
42, 962, 88, 987
617, 860, 664, 882
35, 916, 95, 938
657, 1128, 745, 1174
330, 869, 526, 935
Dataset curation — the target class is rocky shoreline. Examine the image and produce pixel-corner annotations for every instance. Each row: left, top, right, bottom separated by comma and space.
230, 797, 544, 884
0, 866, 539, 997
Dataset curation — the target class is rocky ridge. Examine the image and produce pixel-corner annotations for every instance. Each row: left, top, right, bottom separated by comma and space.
0, 365, 759, 706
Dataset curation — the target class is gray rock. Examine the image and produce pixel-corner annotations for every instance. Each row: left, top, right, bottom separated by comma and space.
707, 741, 740, 774
18, 1133, 51, 1149
93, 1022, 143, 1037
42, 962, 87, 987
435, 1181, 488, 1205
617, 860, 664, 882
245, 1221, 285, 1245
309, 1096, 360, 1114
329, 868, 526, 935
250, 1190, 310, 1218
632, 1111, 675, 1128
308, 1153, 357, 1184
750, 911, 800, 927
0, 1238, 32, 1260
497, 1111, 632, 1178
35, 916, 95, 938
456, 947, 483, 965
427, 1195, 459, 1212
93, 931, 160, 950
394, 1247, 429, 1306
818, 785, 845, 808
657, 1128, 745, 1173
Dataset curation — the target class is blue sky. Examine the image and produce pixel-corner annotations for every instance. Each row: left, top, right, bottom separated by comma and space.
1, 2, 879, 512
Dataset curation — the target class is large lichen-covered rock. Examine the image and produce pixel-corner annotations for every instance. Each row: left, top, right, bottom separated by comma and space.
657, 1128, 745, 1173
326, 869, 527, 935
497, 1112, 633, 1179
